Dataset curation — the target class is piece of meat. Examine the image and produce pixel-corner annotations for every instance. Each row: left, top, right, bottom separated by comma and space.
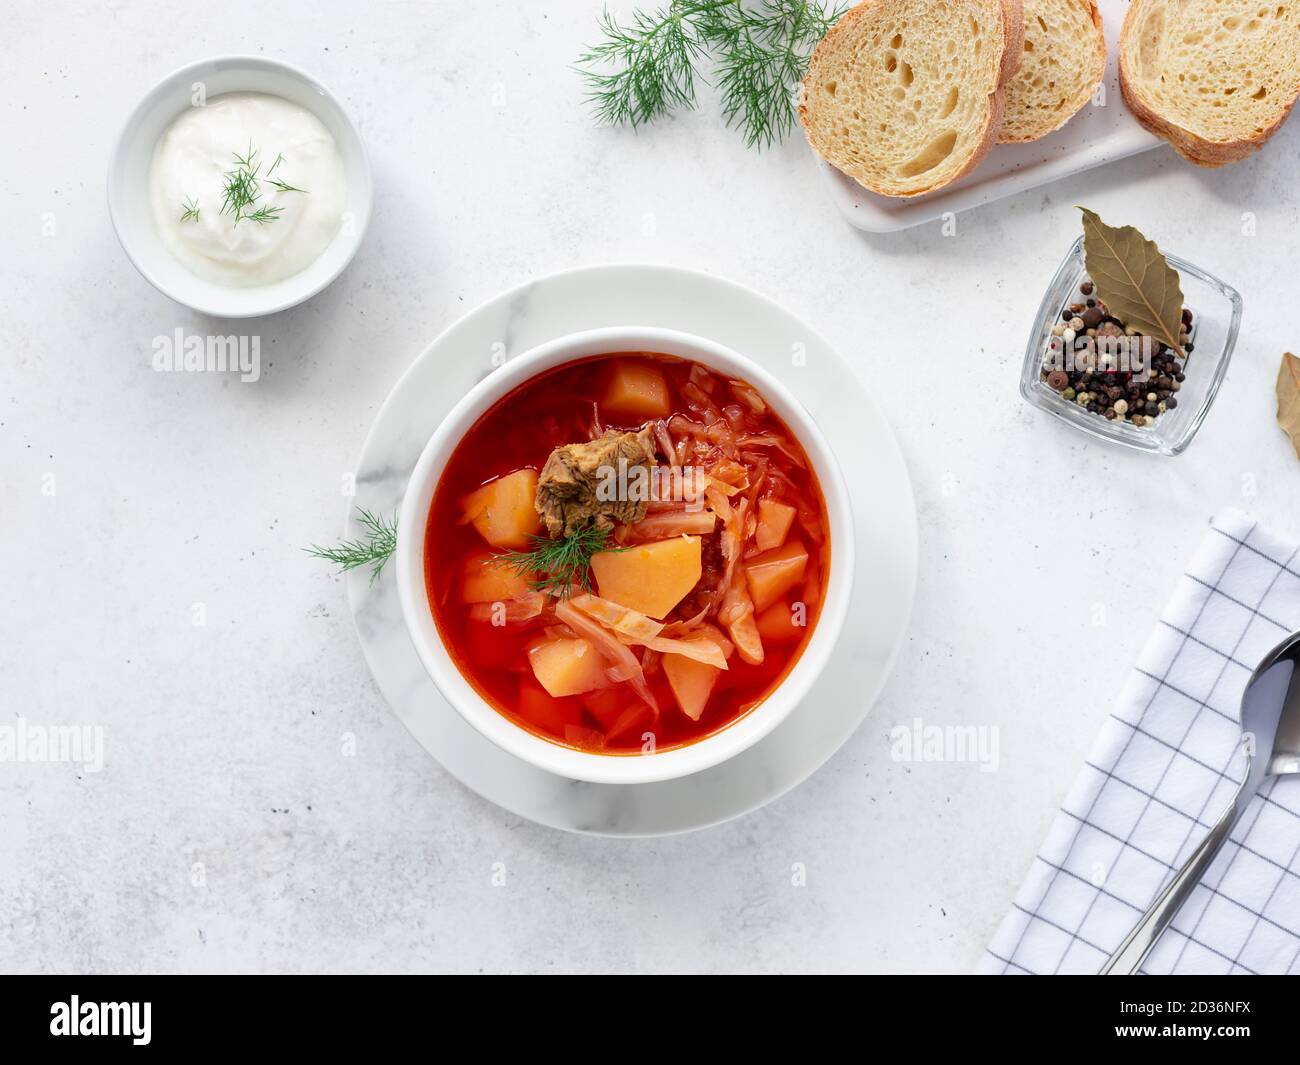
675, 530, 724, 618
535, 426, 658, 537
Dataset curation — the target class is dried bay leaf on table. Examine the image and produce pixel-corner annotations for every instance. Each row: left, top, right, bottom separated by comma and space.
1077, 208, 1186, 357
1278, 352, 1300, 460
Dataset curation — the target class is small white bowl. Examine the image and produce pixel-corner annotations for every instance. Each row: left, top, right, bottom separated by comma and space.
108, 55, 372, 318
396, 327, 855, 786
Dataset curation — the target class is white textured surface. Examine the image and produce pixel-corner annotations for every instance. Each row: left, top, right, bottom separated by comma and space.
2, 0, 1299, 974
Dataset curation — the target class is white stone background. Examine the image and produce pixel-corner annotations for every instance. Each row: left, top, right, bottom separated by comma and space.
2, 0, 1298, 973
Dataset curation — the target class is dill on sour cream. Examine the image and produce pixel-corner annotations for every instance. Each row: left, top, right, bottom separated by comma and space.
148, 92, 347, 287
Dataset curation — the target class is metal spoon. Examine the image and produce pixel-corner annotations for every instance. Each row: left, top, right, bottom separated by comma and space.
1102, 628, 1300, 975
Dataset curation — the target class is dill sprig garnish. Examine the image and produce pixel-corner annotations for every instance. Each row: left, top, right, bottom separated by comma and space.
577, 0, 845, 149
243, 204, 285, 224
220, 150, 261, 222
497, 525, 614, 597
306, 508, 398, 585
219, 143, 307, 224
180, 196, 201, 222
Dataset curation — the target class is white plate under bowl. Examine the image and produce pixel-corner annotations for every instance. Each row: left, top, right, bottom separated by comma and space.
820, 0, 1161, 232
346, 264, 917, 836
108, 55, 372, 317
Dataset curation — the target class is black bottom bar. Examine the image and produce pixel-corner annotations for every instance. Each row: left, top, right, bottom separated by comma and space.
0, 974, 1290, 1051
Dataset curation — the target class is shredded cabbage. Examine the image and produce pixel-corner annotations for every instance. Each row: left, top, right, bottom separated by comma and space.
556, 599, 659, 713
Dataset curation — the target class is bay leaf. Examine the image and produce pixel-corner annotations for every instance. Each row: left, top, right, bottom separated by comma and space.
1278, 352, 1300, 461
1077, 207, 1186, 357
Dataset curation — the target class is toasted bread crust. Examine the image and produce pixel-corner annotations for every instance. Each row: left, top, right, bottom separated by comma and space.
799, 0, 1024, 198
1119, 0, 1300, 167
928, 0, 1024, 197
997, 0, 1027, 86
998, 0, 1105, 144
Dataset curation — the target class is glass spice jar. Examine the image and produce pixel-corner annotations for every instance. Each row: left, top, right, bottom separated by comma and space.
1019, 236, 1243, 456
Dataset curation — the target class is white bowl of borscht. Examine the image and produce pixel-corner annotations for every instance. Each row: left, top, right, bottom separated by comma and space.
396, 327, 854, 785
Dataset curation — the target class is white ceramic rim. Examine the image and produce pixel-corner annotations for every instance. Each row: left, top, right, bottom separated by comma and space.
107, 54, 373, 318
395, 326, 855, 786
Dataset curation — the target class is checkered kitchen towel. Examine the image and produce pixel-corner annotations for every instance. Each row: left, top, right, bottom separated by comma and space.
980, 509, 1300, 974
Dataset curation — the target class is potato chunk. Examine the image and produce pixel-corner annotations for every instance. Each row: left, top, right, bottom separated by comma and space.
755, 601, 807, 643
755, 499, 797, 552
581, 687, 630, 730
603, 360, 670, 418
459, 550, 531, 603
528, 637, 611, 698
662, 653, 721, 721
517, 679, 584, 734
590, 536, 701, 620
459, 469, 542, 549
745, 541, 809, 613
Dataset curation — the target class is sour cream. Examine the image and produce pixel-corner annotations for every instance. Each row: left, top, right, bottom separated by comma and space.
149, 93, 347, 287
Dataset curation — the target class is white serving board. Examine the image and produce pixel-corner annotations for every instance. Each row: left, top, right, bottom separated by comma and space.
820, 0, 1161, 232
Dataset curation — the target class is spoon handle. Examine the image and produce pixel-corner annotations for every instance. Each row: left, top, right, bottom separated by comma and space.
1100, 790, 1244, 974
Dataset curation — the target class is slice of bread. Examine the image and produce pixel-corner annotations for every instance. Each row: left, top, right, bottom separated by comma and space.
800, 0, 1025, 197
1000, 0, 1105, 142
1120, 0, 1300, 166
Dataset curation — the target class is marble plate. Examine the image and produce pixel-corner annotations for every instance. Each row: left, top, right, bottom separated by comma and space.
347, 264, 917, 836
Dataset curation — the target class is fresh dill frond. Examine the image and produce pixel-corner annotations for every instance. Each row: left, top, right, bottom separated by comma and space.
267, 152, 285, 176
497, 525, 614, 597
306, 508, 399, 585
232, 141, 260, 171
577, 0, 844, 149
700, 0, 843, 148
220, 159, 261, 222
180, 196, 201, 222
243, 204, 284, 224
577, 4, 706, 128
218, 144, 307, 224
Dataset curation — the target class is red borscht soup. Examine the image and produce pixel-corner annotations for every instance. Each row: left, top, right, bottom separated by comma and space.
424, 353, 830, 754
